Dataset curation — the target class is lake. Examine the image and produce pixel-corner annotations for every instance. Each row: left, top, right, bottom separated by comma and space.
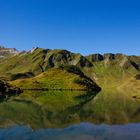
0, 89, 140, 140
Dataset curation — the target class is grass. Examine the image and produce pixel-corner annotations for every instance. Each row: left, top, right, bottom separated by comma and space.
83, 60, 139, 89
10, 68, 99, 91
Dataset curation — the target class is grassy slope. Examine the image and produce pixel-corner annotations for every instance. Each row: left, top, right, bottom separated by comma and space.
11, 68, 99, 91
0, 47, 140, 97
85, 61, 137, 87
0, 48, 45, 76
82, 59, 140, 100
0, 48, 92, 80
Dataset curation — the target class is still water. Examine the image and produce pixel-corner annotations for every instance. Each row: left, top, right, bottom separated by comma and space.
0, 123, 140, 140
0, 90, 140, 140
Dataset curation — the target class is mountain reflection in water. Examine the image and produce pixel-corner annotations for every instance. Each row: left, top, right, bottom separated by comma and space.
0, 90, 140, 140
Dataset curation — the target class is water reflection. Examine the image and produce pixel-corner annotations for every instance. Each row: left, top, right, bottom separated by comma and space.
0, 89, 140, 129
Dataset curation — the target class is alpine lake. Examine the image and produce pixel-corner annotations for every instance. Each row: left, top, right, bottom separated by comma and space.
0, 89, 140, 140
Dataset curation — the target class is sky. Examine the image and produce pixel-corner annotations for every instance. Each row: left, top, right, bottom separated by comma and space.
0, 0, 140, 55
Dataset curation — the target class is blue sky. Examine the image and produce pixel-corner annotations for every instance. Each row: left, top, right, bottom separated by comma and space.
0, 0, 140, 55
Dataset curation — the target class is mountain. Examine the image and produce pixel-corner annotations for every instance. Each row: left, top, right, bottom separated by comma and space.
86, 53, 140, 70
0, 46, 140, 94
0, 47, 139, 79
0, 47, 93, 79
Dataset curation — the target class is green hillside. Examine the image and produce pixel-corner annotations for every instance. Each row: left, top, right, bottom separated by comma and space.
0, 46, 140, 100
85, 53, 140, 89
11, 66, 100, 91
0, 47, 92, 79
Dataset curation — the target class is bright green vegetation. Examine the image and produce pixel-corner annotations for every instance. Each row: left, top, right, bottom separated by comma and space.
84, 54, 140, 100
11, 67, 100, 91
89, 61, 138, 88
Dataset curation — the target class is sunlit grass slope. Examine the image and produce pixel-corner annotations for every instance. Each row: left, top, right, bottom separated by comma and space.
11, 68, 100, 91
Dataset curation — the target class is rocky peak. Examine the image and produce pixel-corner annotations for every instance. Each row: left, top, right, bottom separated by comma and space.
103, 53, 115, 60
90, 54, 104, 62
0, 46, 19, 59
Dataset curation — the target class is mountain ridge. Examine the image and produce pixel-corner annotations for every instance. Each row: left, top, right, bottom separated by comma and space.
0, 46, 139, 77
0, 46, 140, 91
1, 46, 140, 58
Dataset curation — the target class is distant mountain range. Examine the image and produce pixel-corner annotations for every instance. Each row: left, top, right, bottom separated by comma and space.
0, 46, 139, 75
0, 46, 140, 71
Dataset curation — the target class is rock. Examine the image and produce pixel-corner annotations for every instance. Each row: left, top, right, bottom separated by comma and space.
76, 56, 93, 67
119, 57, 132, 69
103, 53, 115, 60
0, 47, 19, 59
45, 50, 93, 69
90, 54, 104, 62
0, 80, 22, 99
